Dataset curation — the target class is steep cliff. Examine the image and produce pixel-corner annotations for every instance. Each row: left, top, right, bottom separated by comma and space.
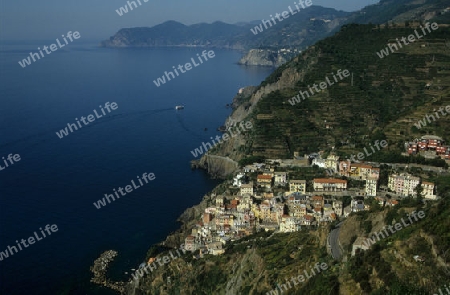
196, 155, 238, 179
199, 46, 318, 169
238, 49, 288, 67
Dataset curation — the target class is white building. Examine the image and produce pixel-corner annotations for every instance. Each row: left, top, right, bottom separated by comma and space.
312, 158, 326, 168
365, 178, 378, 197
279, 216, 299, 233
421, 181, 437, 200
240, 182, 254, 196
388, 173, 420, 197
325, 154, 340, 172
233, 172, 245, 187
313, 178, 347, 192
274, 172, 287, 185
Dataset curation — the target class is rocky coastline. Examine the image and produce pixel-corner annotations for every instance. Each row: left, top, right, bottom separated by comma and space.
89, 85, 259, 294
90, 250, 127, 294
238, 49, 287, 67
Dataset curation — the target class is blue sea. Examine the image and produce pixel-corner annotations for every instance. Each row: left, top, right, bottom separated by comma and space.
0, 41, 273, 295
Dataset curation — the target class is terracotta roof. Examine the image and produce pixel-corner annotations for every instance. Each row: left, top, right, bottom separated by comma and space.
314, 178, 347, 184
422, 181, 434, 185
351, 163, 373, 169
257, 175, 273, 180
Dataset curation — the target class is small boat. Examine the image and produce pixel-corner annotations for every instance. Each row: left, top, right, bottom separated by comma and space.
175, 105, 184, 110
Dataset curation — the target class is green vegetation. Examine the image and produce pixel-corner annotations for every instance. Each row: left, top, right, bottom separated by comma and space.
348, 198, 450, 294
130, 2, 450, 294
238, 155, 266, 167
366, 151, 449, 168
241, 23, 450, 160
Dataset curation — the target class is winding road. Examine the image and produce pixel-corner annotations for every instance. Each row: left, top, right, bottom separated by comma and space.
328, 222, 343, 260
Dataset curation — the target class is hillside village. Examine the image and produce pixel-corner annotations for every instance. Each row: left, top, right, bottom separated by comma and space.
177, 149, 443, 258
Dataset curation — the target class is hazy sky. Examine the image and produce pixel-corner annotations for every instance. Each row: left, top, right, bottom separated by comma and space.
0, 0, 379, 41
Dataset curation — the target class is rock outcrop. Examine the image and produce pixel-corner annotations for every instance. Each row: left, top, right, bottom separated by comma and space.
90, 250, 126, 294
238, 49, 287, 67
192, 155, 238, 179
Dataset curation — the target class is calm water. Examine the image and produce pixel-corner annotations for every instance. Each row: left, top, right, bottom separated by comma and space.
0, 41, 273, 294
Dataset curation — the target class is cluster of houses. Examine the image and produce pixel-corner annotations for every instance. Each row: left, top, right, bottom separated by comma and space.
312, 153, 437, 199
181, 160, 352, 256
405, 135, 449, 159
311, 154, 380, 197
182, 153, 437, 256
183, 177, 348, 256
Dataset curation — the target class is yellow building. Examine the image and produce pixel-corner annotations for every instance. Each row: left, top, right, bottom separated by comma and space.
289, 180, 306, 194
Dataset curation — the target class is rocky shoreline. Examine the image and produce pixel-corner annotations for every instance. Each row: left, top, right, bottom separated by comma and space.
238, 49, 287, 67
90, 250, 127, 294
90, 88, 254, 294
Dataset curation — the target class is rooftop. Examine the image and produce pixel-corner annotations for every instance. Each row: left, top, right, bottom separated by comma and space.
314, 178, 347, 184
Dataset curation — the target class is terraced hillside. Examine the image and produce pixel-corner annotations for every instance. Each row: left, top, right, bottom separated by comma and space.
224, 23, 450, 160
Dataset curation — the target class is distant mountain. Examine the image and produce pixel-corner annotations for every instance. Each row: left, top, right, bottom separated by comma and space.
101, 6, 350, 51
99, 1, 450, 295
101, 1, 449, 52
101, 21, 245, 48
